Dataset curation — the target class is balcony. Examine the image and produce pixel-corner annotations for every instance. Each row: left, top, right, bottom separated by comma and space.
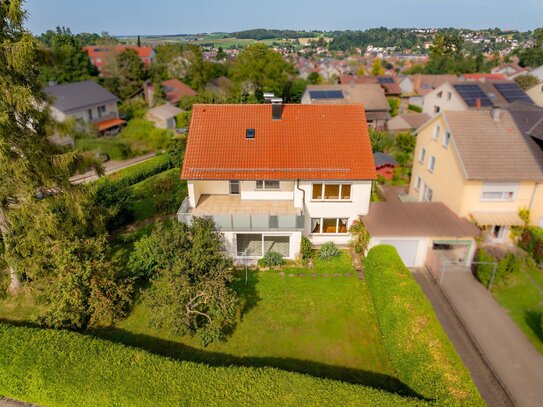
177, 194, 304, 231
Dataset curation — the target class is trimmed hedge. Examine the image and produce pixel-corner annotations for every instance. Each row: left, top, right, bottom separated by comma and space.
519, 227, 543, 264
0, 324, 429, 407
104, 153, 173, 189
365, 245, 483, 406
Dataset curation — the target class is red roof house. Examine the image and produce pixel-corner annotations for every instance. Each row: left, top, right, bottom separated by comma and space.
83, 45, 156, 74
182, 103, 376, 181
144, 79, 198, 106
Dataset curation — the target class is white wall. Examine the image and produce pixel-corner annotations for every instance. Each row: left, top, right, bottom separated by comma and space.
368, 237, 430, 268
422, 83, 468, 116
240, 181, 294, 200
51, 102, 119, 123
188, 180, 230, 207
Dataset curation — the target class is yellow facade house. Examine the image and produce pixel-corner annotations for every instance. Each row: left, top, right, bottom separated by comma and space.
408, 108, 543, 243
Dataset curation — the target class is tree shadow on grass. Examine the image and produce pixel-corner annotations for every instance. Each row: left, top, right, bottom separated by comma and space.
525, 309, 543, 342
232, 269, 261, 321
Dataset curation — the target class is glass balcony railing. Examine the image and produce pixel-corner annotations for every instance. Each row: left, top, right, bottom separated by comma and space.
177, 197, 304, 231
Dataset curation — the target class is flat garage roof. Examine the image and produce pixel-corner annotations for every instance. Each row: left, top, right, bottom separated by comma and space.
361, 202, 480, 238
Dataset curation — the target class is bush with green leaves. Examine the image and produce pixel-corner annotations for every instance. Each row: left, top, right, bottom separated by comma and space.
365, 245, 484, 406
0, 323, 428, 407
476, 249, 522, 288
318, 242, 341, 260
300, 236, 313, 261
349, 219, 370, 258
258, 251, 284, 268
519, 227, 543, 264
408, 104, 423, 113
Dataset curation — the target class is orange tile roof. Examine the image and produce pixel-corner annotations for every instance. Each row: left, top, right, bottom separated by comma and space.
181, 104, 377, 181
98, 118, 126, 131
162, 79, 198, 104
463, 73, 508, 81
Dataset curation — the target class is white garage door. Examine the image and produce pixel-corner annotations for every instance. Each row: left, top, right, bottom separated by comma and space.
380, 240, 420, 267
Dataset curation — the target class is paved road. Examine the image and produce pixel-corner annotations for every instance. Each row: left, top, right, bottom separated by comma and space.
435, 270, 543, 407
70, 152, 156, 184
413, 269, 512, 407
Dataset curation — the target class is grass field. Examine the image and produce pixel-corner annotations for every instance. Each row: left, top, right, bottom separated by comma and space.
493, 263, 543, 354
93, 253, 400, 392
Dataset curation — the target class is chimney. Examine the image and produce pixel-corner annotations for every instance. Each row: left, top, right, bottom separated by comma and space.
271, 97, 283, 120
492, 106, 502, 122
475, 98, 481, 109
263, 92, 275, 103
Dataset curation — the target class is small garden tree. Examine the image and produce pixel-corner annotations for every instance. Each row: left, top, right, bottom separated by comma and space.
130, 219, 241, 345
349, 219, 371, 260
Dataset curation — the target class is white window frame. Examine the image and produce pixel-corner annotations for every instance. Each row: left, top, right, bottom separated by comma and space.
256, 180, 280, 190
443, 131, 451, 148
432, 125, 440, 141
311, 183, 352, 201
310, 217, 349, 235
414, 176, 422, 191
447, 92, 452, 101
418, 148, 426, 164
480, 182, 518, 202
428, 155, 436, 173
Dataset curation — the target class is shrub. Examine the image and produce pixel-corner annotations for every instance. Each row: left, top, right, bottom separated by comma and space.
519, 227, 543, 264
365, 245, 483, 406
408, 104, 423, 113
475, 248, 496, 287
300, 236, 313, 260
318, 242, 341, 260
107, 154, 172, 188
349, 219, 370, 257
117, 119, 173, 155
0, 324, 427, 407
258, 251, 284, 268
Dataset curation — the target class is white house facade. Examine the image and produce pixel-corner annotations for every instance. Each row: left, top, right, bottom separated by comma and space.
179, 102, 376, 262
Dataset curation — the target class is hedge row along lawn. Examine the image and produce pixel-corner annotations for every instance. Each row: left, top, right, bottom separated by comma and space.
0, 324, 430, 407
365, 245, 484, 406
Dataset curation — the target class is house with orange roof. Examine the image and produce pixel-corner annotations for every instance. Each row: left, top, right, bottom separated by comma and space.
143, 79, 197, 106
178, 99, 376, 261
83, 45, 156, 75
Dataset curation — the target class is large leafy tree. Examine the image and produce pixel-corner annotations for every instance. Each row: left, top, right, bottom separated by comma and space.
231, 43, 294, 96
38, 26, 98, 84
129, 219, 240, 345
114, 49, 148, 99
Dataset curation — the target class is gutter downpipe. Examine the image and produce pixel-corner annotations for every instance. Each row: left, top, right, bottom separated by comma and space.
296, 179, 305, 214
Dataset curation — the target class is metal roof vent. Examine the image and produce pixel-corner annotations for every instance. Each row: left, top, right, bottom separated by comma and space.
271, 97, 283, 120
246, 128, 255, 139
263, 92, 275, 103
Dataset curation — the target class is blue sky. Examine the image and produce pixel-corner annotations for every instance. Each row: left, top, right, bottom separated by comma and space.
25, 0, 542, 35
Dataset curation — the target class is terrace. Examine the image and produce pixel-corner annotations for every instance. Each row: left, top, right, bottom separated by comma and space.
178, 194, 304, 231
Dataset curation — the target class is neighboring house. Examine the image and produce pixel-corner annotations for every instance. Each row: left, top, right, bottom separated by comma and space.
373, 152, 399, 180
492, 63, 529, 78
387, 112, 430, 133
526, 65, 543, 82
146, 103, 182, 129
338, 75, 402, 97
301, 84, 390, 129
408, 109, 543, 243
144, 79, 197, 107
179, 101, 376, 262
44, 80, 125, 133
461, 73, 508, 82
84, 45, 156, 74
399, 74, 458, 107
422, 80, 533, 116
526, 82, 543, 107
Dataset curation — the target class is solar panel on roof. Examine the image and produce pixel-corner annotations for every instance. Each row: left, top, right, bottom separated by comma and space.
377, 77, 394, 84
309, 90, 344, 99
494, 83, 533, 104
453, 84, 493, 107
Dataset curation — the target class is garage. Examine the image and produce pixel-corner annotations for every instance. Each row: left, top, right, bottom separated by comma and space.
379, 239, 420, 267
360, 201, 481, 269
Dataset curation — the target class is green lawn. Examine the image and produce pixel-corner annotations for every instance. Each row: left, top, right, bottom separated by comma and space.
493, 264, 543, 354
92, 254, 400, 392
